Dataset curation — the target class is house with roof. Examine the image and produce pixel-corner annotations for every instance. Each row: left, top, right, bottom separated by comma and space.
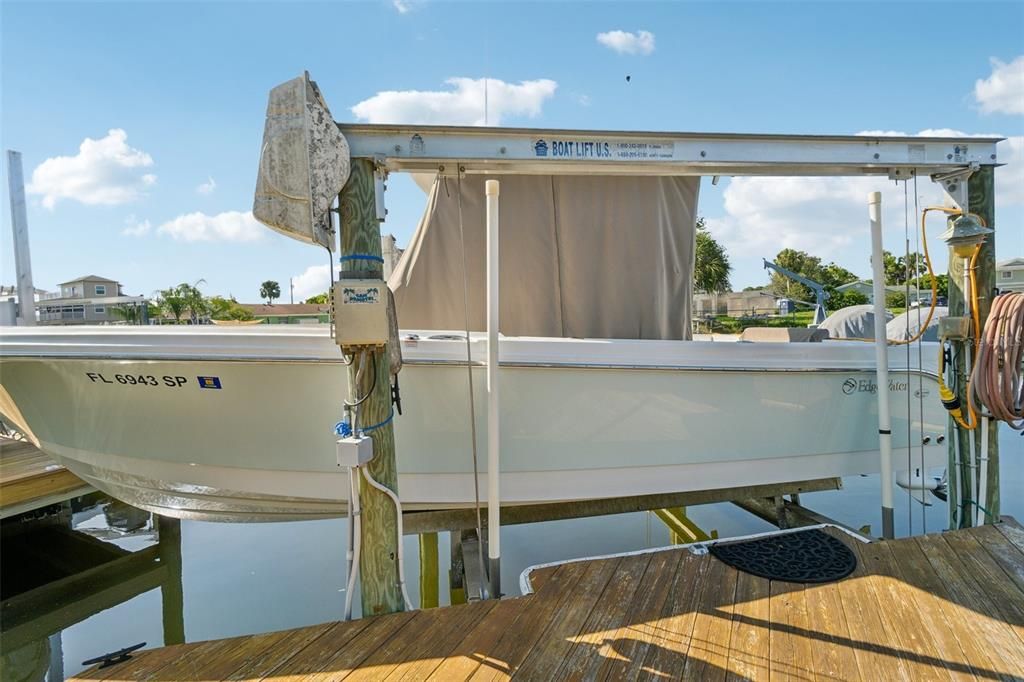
997, 258, 1024, 293
835, 280, 924, 304
242, 303, 331, 324
36, 275, 146, 325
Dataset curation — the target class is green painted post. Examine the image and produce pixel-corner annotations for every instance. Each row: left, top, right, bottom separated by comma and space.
968, 167, 999, 525
419, 532, 439, 608
157, 516, 185, 645
339, 158, 403, 615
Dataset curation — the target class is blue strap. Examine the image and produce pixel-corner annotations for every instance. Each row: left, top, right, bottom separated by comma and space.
339, 253, 384, 264
333, 409, 394, 437
360, 410, 395, 433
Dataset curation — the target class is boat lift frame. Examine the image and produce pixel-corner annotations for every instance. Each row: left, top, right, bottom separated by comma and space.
335, 121, 1001, 575
339, 123, 1000, 183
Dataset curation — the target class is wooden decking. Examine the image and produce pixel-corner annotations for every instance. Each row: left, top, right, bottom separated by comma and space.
0, 437, 92, 518
71, 523, 1024, 681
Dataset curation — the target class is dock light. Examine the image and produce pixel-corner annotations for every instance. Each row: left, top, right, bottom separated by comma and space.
939, 214, 993, 257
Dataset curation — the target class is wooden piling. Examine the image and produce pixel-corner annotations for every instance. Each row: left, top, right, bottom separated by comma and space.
339, 158, 403, 615
969, 167, 999, 524
419, 533, 439, 609
947, 166, 999, 528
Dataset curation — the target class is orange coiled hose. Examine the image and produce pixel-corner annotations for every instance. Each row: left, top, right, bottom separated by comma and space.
970, 291, 1024, 430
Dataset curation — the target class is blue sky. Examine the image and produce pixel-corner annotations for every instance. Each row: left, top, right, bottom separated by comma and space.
3, 0, 1022, 302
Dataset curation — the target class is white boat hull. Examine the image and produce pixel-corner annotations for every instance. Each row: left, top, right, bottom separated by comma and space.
0, 327, 947, 521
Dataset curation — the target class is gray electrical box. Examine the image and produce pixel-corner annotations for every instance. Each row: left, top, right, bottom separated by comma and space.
331, 279, 389, 352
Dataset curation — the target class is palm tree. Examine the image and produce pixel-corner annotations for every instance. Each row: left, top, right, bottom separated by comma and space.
260, 280, 281, 305
157, 287, 187, 324
179, 280, 208, 324
693, 218, 732, 294
110, 304, 141, 324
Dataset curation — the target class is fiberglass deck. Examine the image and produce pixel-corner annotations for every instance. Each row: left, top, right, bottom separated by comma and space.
71, 522, 1024, 681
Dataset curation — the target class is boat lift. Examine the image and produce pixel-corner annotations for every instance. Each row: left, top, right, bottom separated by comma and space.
253, 72, 1004, 611
762, 258, 830, 326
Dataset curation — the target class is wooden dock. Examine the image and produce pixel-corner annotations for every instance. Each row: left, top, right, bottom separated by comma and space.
0, 437, 92, 518
71, 522, 1024, 681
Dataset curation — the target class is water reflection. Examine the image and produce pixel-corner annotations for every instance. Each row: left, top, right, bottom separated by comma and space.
1, 496, 183, 681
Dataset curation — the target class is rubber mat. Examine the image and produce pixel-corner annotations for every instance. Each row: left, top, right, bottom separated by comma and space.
708, 528, 857, 583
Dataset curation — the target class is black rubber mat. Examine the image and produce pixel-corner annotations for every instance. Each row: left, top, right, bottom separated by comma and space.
708, 528, 857, 583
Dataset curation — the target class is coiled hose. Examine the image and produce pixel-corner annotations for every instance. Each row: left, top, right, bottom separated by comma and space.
970, 291, 1024, 430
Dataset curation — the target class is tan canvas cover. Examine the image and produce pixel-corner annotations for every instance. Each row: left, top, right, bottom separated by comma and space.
389, 175, 699, 340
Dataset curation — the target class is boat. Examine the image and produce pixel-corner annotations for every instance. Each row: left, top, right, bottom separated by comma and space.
0, 325, 946, 521
0, 75, 997, 522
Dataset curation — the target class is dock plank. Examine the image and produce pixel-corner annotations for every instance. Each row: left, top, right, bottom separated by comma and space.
69, 523, 1024, 682
553, 552, 651, 680
851, 540, 957, 681
973, 524, 1024, 595
594, 549, 684, 681
885, 535, 993, 680
468, 560, 590, 682
915, 533, 1024, 677
425, 597, 530, 681
681, 553, 738, 681
723, 569, 770, 682
384, 600, 499, 680
767, 579, 815, 681
640, 550, 710, 678
511, 557, 622, 680
831, 539, 913, 680
0, 438, 91, 514
802, 574, 859, 680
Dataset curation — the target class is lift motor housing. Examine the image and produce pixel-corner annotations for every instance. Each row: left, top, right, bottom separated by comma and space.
331, 279, 389, 353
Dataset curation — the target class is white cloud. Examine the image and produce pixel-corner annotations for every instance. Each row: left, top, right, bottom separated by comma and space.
596, 30, 655, 56
995, 136, 1024, 206
157, 210, 263, 242
704, 128, 1024, 289
974, 56, 1024, 115
351, 77, 557, 126
196, 176, 217, 195
291, 263, 338, 301
27, 129, 155, 209
121, 214, 152, 237
392, 0, 412, 12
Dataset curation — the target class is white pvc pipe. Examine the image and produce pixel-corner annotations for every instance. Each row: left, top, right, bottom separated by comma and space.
343, 466, 361, 620
6, 151, 35, 326
869, 192, 895, 539
360, 465, 413, 611
978, 417, 989, 526
485, 179, 501, 599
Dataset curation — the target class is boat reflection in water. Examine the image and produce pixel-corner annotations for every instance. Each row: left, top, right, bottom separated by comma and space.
0, 494, 183, 681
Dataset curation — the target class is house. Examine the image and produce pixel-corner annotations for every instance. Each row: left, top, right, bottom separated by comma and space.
36, 275, 146, 325
693, 290, 778, 317
997, 258, 1024, 293
0, 285, 52, 324
835, 280, 923, 304
242, 303, 330, 324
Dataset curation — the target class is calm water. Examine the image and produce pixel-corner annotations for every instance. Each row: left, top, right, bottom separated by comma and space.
2, 427, 1021, 680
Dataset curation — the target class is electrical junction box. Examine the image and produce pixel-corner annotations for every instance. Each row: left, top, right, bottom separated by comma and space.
331, 279, 389, 351
337, 434, 374, 468
938, 316, 970, 341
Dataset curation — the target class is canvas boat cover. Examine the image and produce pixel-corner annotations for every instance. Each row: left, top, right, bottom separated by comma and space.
886, 306, 948, 343
389, 175, 700, 340
819, 304, 893, 339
